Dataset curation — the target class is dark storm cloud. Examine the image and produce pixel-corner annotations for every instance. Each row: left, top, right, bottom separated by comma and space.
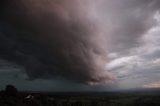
1, 0, 160, 90
0, 0, 113, 84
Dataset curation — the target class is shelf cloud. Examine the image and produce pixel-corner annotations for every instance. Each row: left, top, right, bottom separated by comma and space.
0, 0, 113, 84
0, 0, 160, 90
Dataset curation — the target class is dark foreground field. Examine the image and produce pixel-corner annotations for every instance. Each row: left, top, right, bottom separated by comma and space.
0, 86, 160, 106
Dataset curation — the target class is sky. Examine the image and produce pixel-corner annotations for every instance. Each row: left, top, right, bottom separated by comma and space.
0, 0, 160, 91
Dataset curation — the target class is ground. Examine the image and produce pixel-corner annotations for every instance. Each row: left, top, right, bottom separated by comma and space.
0, 89, 160, 106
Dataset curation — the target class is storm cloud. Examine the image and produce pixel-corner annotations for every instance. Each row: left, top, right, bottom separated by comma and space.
0, 0, 112, 85
0, 0, 160, 90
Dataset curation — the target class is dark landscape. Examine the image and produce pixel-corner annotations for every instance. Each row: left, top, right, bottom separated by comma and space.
0, 85, 160, 106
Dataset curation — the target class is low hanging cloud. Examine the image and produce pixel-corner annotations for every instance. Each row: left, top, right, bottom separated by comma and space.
0, 0, 113, 85
0, 0, 160, 87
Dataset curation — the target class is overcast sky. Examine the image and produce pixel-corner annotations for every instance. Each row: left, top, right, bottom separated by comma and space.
0, 0, 160, 91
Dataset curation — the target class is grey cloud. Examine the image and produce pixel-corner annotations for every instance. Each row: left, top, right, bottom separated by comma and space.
103, 0, 160, 89
0, 0, 113, 85
1, 0, 160, 90
98, 0, 160, 53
